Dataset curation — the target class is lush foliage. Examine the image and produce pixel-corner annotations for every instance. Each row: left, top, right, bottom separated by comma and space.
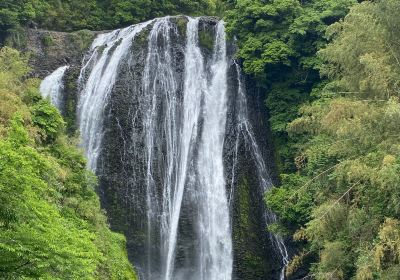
266, 1, 400, 278
0, 0, 219, 44
0, 47, 136, 279
224, 0, 357, 172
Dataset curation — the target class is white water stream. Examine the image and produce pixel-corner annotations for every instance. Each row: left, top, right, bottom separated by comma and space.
39, 65, 69, 110
77, 20, 153, 171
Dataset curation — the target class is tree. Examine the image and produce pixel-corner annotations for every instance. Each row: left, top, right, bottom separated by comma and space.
266, 1, 400, 278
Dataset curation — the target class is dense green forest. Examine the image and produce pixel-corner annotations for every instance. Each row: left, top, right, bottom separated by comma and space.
1, 0, 400, 279
263, 0, 400, 279
0, 0, 219, 42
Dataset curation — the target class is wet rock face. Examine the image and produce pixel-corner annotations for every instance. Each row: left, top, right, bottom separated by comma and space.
224, 58, 283, 279
21, 28, 97, 131
24, 29, 95, 78
231, 76, 282, 280
26, 16, 284, 280
96, 19, 189, 278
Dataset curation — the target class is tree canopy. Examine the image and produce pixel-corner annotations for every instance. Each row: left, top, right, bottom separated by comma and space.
266, 1, 400, 278
223, 0, 356, 172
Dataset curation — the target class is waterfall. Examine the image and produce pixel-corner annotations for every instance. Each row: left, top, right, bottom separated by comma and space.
77, 15, 285, 280
77, 20, 153, 171
141, 17, 179, 278
196, 21, 232, 280
162, 18, 211, 280
40, 65, 69, 110
233, 61, 289, 279
140, 17, 232, 280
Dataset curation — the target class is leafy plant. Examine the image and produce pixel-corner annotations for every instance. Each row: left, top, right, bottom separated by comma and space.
0, 46, 137, 279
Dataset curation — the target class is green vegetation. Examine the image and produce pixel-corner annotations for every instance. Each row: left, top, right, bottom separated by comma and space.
262, 0, 400, 278
40, 33, 54, 47
70, 30, 95, 51
224, 0, 357, 172
199, 28, 215, 51
0, 47, 136, 279
0, 0, 219, 44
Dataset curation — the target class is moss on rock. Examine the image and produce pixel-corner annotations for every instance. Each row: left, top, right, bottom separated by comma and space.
199, 29, 215, 51
232, 173, 278, 279
62, 66, 80, 135
41, 34, 55, 47
70, 30, 96, 52
173, 16, 188, 37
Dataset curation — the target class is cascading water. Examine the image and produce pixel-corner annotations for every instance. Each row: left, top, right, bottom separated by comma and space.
76, 15, 286, 280
141, 17, 179, 278
77, 20, 153, 171
233, 62, 289, 280
184, 19, 232, 280
141, 17, 232, 280
39, 65, 69, 110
